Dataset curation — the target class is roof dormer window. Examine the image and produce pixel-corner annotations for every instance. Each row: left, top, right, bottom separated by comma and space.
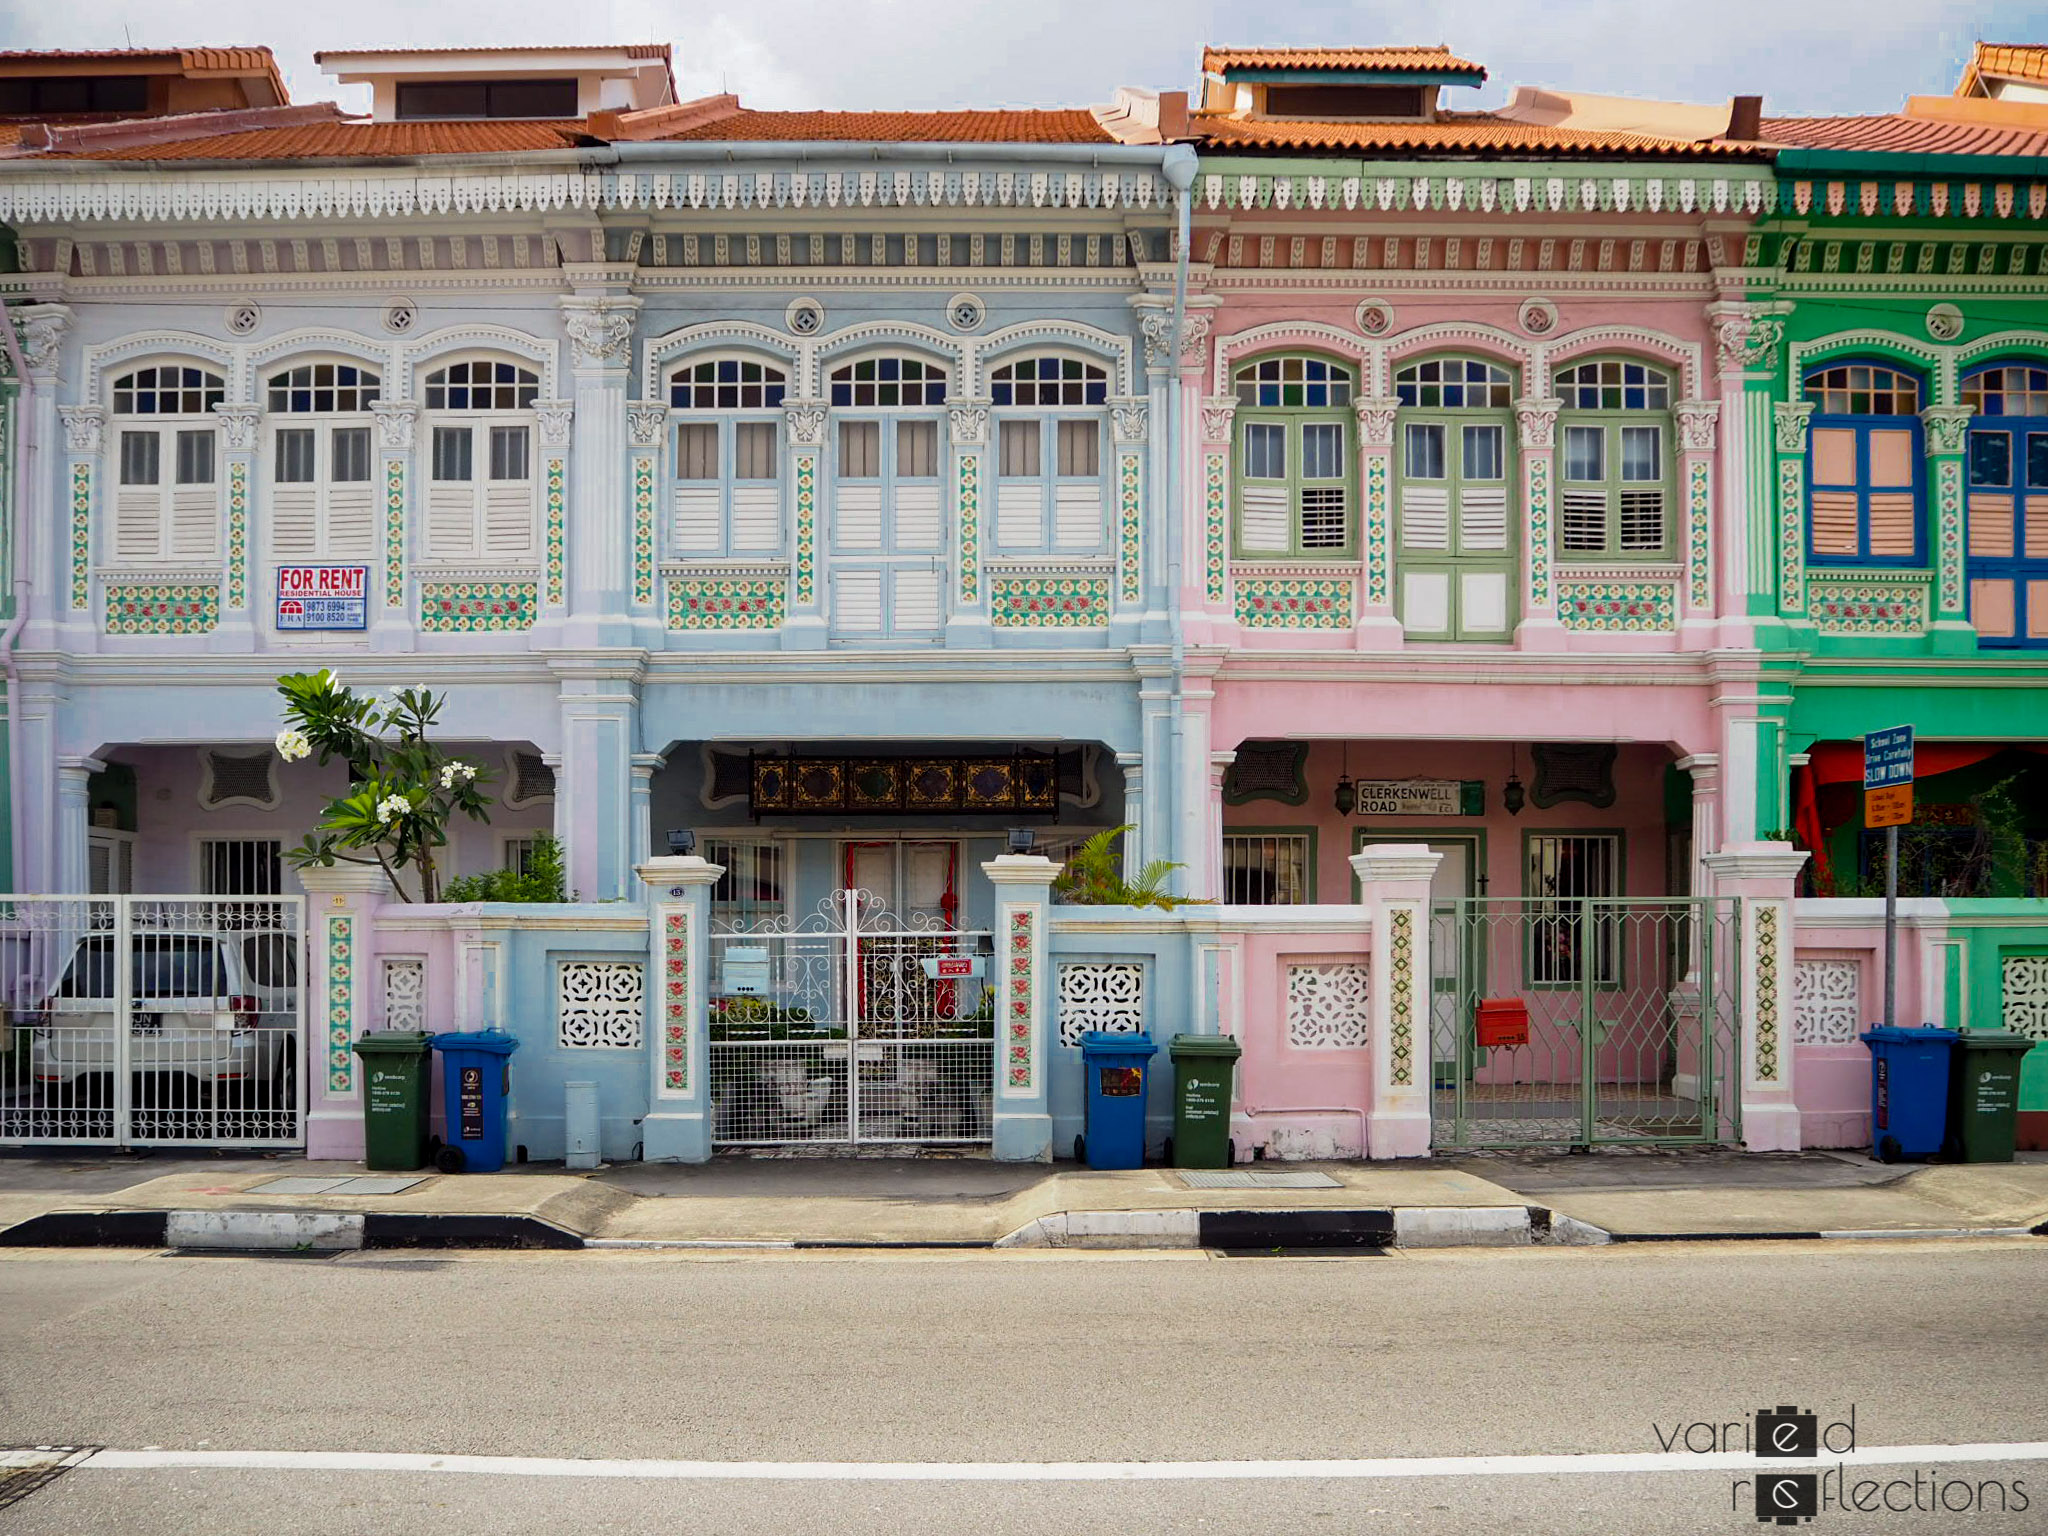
1263, 83, 1433, 120
395, 79, 578, 120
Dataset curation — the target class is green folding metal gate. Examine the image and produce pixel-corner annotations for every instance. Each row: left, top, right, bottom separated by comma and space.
1428, 897, 1743, 1149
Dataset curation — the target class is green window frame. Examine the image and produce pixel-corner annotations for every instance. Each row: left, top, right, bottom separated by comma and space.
1220, 827, 1317, 905
1231, 354, 1357, 560
1555, 358, 1675, 561
1394, 356, 1517, 640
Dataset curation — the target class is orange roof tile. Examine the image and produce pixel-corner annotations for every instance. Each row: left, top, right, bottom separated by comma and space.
1195, 112, 1761, 157
1760, 112, 2048, 157
68, 119, 591, 161
656, 108, 1113, 143
1958, 41, 2048, 94
312, 44, 670, 60
1202, 46, 1485, 77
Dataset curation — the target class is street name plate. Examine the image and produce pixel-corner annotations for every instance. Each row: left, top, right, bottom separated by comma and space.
1355, 779, 1462, 816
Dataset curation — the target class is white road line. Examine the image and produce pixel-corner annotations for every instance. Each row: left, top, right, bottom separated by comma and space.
71, 1443, 2048, 1483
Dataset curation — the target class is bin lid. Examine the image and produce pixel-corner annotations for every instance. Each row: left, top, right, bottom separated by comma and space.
1169, 1032, 1242, 1059
351, 1030, 433, 1054
1859, 1025, 1958, 1045
1079, 1030, 1155, 1058
429, 1029, 520, 1056
1952, 1030, 2040, 1053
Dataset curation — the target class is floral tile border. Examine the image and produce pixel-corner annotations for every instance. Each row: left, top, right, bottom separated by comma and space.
1235, 577, 1353, 630
103, 581, 220, 635
1557, 579, 1678, 633
419, 580, 538, 632
667, 576, 787, 630
990, 575, 1110, 628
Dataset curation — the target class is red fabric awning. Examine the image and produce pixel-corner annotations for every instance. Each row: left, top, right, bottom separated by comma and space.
1792, 742, 2048, 891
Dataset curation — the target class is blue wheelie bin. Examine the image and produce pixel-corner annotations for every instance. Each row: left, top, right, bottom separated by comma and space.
1076, 1031, 1155, 1170
1860, 1025, 1956, 1163
429, 1029, 519, 1173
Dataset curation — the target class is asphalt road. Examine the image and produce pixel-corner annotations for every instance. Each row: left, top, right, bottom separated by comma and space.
2, 1239, 2045, 1534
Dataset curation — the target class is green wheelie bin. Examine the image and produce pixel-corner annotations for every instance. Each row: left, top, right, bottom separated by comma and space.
1168, 1033, 1241, 1168
351, 1030, 434, 1171
1944, 1030, 2035, 1163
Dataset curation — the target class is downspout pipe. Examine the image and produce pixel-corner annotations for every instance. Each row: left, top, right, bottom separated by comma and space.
1159, 145, 1198, 896
0, 300, 30, 893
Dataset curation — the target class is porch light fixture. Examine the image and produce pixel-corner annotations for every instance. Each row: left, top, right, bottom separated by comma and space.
1007, 827, 1036, 855
1333, 742, 1357, 817
666, 828, 697, 856
1502, 747, 1526, 817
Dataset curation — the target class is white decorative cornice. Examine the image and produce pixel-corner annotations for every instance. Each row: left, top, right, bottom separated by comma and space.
1514, 396, 1562, 452
57, 405, 102, 455
535, 399, 575, 448
1773, 400, 1814, 455
561, 296, 639, 370
372, 399, 419, 450
1675, 399, 1720, 454
625, 402, 666, 448
211, 403, 261, 452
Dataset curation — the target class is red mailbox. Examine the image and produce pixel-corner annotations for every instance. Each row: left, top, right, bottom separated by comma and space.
1475, 998, 1530, 1048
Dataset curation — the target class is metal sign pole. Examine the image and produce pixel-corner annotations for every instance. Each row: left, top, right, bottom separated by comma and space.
1883, 823, 1898, 1030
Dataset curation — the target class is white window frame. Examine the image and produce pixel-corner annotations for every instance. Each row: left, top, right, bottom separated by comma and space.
265, 358, 383, 565
702, 837, 790, 929
827, 354, 951, 639
990, 352, 1110, 554
108, 363, 225, 567
666, 353, 789, 558
419, 355, 541, 565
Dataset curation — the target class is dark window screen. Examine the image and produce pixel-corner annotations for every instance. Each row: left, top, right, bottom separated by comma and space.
1265, 83, 1430, 118
396, 79, 577, 119
0, 75, 149, 114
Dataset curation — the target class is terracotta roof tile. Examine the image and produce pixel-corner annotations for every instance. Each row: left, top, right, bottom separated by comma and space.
70, 119, 590, 160
657, 108, 1112, 143
1963, 42, 2048, 90
1196, 113, 1761, 157
312, 44, 669, 59
1203, 46, 1485, 77
1761, 113, 2048, 157
0, 46, 276, 70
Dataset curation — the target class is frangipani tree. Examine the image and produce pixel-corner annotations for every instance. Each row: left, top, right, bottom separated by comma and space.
274, 669, 493, 903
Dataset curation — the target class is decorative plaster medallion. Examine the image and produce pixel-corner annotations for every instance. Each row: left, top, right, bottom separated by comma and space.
1355, 298, 1394, 337
224, 302, 261, 336
382, 299, 418, 335
785, 298, 825, 337
945, 293, 986, 334
1925, 303, 1964, 342
1517, 297, 1559, 338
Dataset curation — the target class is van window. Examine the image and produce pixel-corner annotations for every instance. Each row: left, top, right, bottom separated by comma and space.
241, 933, 299, 989
56, 936, 227, 999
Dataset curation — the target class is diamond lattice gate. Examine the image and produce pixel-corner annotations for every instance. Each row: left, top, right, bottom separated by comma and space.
708, 890, 995, 1149
1428, 897, 1742, 1149
0, 895, 306, 1148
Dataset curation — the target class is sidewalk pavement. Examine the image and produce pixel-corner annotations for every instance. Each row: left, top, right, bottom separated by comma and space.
2, 1147, 2046, 1252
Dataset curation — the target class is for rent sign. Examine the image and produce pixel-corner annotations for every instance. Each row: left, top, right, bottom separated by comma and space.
275, 565, 369, 631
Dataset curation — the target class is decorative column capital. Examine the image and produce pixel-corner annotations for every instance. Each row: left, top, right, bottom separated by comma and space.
1354, 396, 1400, 450
1676, 399, 1721, 453
1707, 303, 1785, 376
372, 400, 419, 451
946, 400, 990, 447
1773, 400, 1814, 455
1514, 396, 1562, 451
981, 853, 1060, 890
1198, 396, 1237, 445
636, 853, 725, 891
13, 302, 70, 378
560, 295, 641, 370
57, 405, 103, 456
1139, 308, 1210, 369
625, 402, 666, 448
535, 399, 576, 448
784, 400, 828, 448
1919, 404, 1973, 456
1108, 397, 1149, 445
212, 403, 262, 452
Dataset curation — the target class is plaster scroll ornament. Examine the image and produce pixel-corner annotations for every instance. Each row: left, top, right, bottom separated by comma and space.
1354, 397, 1400, 448
1773, 401, 1815, 455
1514, 397, 1562, 452
1139, 310, 1212, 367
625, 403, 665, 448
784, 404, 828, 447
372, 401, 420, 451
1920, 405, 1973, 457
14, 306, 69, 375
535, 400, 576, 448
1715, 313, 1785, 375
1178, 312, 1212, 360
1110, 400, 1149, 443
563, 303, 637, 368
1198, 398, 1237, 443
947, 404, 989, 446
1676, 401, 1721, 454
57, 405, 103, 456
212, 405, 261, 452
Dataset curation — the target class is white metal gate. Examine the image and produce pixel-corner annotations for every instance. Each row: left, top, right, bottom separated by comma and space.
709, 890, 993, 1148
0, 895, 306, 1148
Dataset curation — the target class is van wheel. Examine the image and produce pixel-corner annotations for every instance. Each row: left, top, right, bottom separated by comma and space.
1876, 1134, 1903, 1164
433, 1144, 467, 1175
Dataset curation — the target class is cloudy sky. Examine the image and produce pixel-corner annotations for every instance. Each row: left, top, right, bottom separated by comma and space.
1, 0, 2044, 118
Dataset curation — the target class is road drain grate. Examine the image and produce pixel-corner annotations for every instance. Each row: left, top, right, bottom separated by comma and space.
1175, 1170, 1341, 1190
0, 1448, 94, 1511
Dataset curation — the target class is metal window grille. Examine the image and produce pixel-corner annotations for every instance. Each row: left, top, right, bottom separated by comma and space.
200, 839, 283, 897
1221, 834, 1310, 905
705, 839, 786, 929
1526, 834, 1620, 985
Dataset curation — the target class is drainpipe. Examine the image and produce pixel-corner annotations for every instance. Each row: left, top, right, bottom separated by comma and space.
1159, 145, 1197, 891
0, 301, 30, 891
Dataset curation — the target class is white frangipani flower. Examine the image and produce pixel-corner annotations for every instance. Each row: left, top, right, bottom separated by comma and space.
438, 761, 479, 790
273, 728, 312, 762
374, 794, 411, 825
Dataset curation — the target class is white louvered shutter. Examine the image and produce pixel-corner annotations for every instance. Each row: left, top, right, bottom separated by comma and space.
730, 486, 781, 551
427, 483, 477, 559
1458, 487, 1508, 552
997, 481, 1041, 548
893, 569, 942, 631
115, 485, 164, 561
483, 482, 534, 558
833, 568, 883, 631
271, 486, 318, 560
893, 482, 942, 550
169, 486, 219, 560
672, 486, 721, 553
1399, 486, 1450, 550
326, 483, 376, 558
1054, 484, 1103, 550
1239, 484, 1290, 552
836, 484, 884, 550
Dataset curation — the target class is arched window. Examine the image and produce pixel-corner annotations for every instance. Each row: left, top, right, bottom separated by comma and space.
267, 362, 382, 565
991, 355, 1108, 554
1803, 362, 1923, 565
421, 357, 539, 561
1555, 359, 1674, 558
111, 365, 224, 565
1394, 357, 1515, 640
1962, 362, 2048, 646
827, 356, 948, 637
668, 357, 788, 556
1232, 354, 1354, 559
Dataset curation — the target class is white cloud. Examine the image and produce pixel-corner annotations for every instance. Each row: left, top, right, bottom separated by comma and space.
0, 0, 2039, 117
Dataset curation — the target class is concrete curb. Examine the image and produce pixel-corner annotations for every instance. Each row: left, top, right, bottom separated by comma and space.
0, 1209, 585, 1252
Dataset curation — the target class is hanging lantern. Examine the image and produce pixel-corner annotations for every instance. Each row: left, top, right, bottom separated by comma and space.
1502, 773, 1526, 815
1334, 774, 1357, 816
